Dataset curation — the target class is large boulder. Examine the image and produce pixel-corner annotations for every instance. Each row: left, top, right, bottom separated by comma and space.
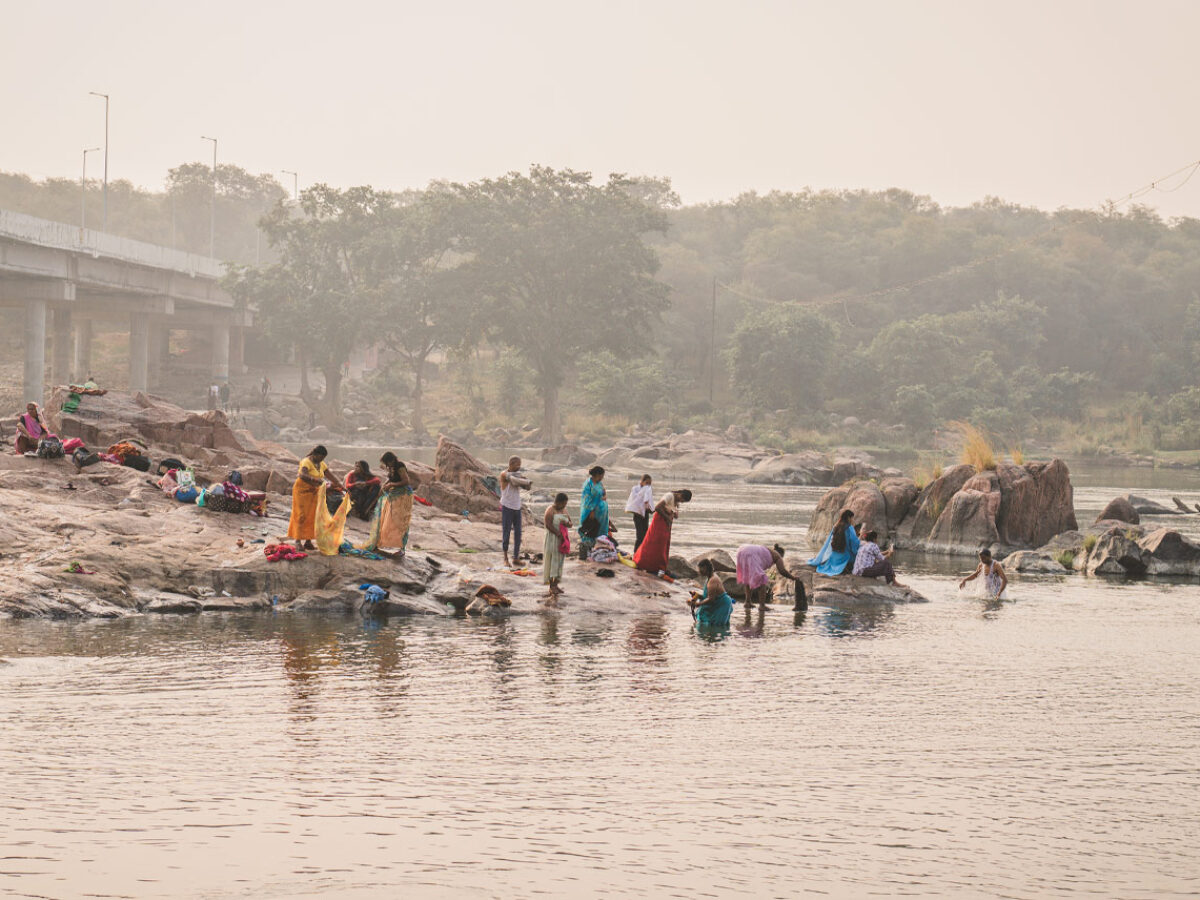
925, 472, 1002, 553
1138, 528, 1200, 576
429, 436, 501, 523
1126, 494, 1179, 516
541, 444, 594, 468
1095, 496, 1139, 526
746, 451, 831, 485
895, 464, 976, 545
690, 549, 736, 573
1003, 549, 1071, 573
1084, 524, 1148, 576
667, 555, 699, 580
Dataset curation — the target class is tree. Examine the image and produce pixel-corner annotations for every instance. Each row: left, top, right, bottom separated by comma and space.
225, 184, 385, 425
724, 304, 836, 412
363, 189, 472, 434
453, 166, 670, 441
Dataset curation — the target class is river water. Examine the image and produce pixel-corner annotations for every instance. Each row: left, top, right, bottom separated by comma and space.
2, 462, 1199, 899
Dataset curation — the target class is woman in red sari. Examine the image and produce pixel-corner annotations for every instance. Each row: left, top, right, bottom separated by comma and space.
633, 489, 692, 572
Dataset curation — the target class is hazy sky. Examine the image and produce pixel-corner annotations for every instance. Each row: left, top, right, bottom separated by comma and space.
4, 0, 1200, 216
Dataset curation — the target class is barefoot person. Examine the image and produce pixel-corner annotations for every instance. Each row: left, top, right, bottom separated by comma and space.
960, 548, 1008, 599
624, 474, 654, 552
578, 466, 615, 555
13, 402, 53, 454
500, 456, 532, 567
543, 492, 572, 596
633, 489, 692, 573
287, 446, 341, 551
362, 452, 414, 557
736, 543, 798, 607
852, 530, 901, 585
689, 558, 734, 628
809, 509, 860, 576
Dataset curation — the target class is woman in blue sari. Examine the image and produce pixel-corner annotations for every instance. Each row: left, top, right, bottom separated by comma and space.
809, 509, 860, 576
578, 466, 613, 549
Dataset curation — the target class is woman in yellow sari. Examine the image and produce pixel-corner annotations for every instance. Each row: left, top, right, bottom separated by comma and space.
363, 451, 414, 558
288, 445, 341, 550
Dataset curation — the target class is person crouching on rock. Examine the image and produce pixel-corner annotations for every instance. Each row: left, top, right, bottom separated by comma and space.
736, 543, 798, 608
852, 530, 902, 586
287, 445, 341, 551
689, 558, 734, 628
344, 460, 382, 521
809, 509, 860, 576
14, 402, 53, 454
543, 492, 572, 597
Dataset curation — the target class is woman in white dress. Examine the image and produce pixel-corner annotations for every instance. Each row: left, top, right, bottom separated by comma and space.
959, 548, 1009, 599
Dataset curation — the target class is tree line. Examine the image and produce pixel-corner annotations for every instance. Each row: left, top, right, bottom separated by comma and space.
5, 163, 1200, 450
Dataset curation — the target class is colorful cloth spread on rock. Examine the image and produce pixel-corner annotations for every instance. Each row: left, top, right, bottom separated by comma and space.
633, 505, 674, 572
578, 479, 609, 540
736, 544, 774, 590
287, 457, 327, 541
544, 512, 570, 584
695, 586, 734, 628
362, 485, 413, 552
808, 523, 861, 576
315, 483, 351, 556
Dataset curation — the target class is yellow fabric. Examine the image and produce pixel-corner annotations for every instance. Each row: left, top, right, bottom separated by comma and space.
287, 458, 329, 540
315, 482, 351, 556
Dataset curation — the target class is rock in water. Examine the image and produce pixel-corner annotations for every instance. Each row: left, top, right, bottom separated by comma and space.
807, 477, 916, 548
1095, 496, 1140, 525
1138, 528, 1200, 576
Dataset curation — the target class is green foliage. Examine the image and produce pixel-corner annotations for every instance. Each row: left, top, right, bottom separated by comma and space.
1083, 534, 1098, 553
577, 350, 681, 421
1055, 549, 1076, 569
724, 305, 836, 411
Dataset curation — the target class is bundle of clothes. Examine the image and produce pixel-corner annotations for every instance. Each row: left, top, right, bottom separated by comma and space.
587, 534, 619, 564
157, 468, 268, 516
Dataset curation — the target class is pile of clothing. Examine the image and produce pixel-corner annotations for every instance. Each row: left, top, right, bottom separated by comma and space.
158, 468, 200, 503
103, 441, 151, 471
264, 543, 306, 562
588, 534, 619, 564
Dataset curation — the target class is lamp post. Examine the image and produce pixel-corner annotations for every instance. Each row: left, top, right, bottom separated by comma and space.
88, 92, 109, 229
281, 169, 298, 202
81, 147, 101, 232
200, 135, 217, 257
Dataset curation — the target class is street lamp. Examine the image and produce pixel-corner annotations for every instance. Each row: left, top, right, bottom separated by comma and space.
281, 169, 298, 202
200, 135, 217, 257
88, 92, 109, 229
81, 147, 101, 232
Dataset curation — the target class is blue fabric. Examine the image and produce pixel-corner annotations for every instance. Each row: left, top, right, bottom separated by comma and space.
808, 524, 861, 576
578, 478, 610, 540
695, 587, 734, 628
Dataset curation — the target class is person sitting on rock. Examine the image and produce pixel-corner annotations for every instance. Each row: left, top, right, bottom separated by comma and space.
852, 530, 900, 585
344, 460, 382, 521
736, 543, 798, 607
809, 509, 860, 576
959, 548, 1008, 599
690, 558, 734, 628
14, 401, 53, 454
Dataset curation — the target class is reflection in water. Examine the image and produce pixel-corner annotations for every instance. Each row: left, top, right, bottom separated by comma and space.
821, 604, 896, 636
626, 615, 670, 690
736, 603, 766, 638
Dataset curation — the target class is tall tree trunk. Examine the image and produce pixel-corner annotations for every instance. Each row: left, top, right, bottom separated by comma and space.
298, 345, 313, 404
542, 381, 560, 444
411, 357, 426, 435
319, 365, 343, 427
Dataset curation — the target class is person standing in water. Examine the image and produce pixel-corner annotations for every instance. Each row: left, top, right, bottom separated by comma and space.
624, 474, 654, 552
689, 558, 734, 628
499, 455, 532, 567
960, 548, 1008, 599
735, 543, 798, 607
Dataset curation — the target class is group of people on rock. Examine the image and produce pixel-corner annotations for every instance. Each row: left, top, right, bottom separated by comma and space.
286, 446, 414, 557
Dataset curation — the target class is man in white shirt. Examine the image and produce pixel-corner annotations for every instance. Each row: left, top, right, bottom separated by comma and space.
624, 474, 654, 552
499, 456, 532, 567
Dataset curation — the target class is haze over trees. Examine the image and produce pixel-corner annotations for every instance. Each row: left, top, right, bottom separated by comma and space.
4, 164, 1200, 451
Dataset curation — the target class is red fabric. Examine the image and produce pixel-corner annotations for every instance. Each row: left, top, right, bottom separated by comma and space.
264, 543, 307, 562
633, 510, 673, 572
558, 523, 571, 555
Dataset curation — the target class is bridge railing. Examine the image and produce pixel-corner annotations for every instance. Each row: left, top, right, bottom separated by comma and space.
0, 208, 226, 280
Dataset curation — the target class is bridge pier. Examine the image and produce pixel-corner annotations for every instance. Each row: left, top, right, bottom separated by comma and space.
211, 319, 230, 381
73, 319, 92, 381
23, 299, 46, 405
129, 313, 149, 393
149, 323, 169, 383
52, 308, 72, 386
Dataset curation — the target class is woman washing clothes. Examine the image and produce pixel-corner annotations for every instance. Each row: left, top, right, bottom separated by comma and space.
633, 488, 693, 573
736, 543, 799, 607
809, 509, 860, 576
344, 460, 382, 521
363, 452, 414, 557
689, 559, 734, 628
287, 445, 342, 551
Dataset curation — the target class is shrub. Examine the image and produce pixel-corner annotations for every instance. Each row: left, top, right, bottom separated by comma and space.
1009, 446, 1026, 466
950, 421, 997, 471
1083, 534, 1098, 553
1055, 549, 1076, 569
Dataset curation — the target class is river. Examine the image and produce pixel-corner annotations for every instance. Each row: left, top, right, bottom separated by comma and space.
2, 461, 1199, 898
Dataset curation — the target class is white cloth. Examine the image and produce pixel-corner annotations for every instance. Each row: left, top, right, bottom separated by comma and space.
852, 541, 885, 575
499, 469, 529, 510
624, 483, 654, 515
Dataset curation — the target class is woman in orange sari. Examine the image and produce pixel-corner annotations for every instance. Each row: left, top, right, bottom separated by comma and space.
288, 445, 341, 550
363, 452, 414, 558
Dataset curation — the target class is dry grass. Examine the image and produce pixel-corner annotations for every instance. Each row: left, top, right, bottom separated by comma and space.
1009, 445, 1026, 466
950, 421, 997, 471
912, 455, 945, 490
1083, 534, 1098, 553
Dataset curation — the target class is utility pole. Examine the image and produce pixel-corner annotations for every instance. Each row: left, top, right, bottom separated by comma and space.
88, 92, 109, 228
282, 169, 298, 202
201, 136, 218, 257
709, 276, 717, 404
81, 146, 101, 232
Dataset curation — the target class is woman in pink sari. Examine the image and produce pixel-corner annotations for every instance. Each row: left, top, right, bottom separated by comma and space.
14, 402, 53, 454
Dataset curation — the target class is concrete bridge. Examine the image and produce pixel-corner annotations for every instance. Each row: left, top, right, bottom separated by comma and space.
0, 209, 251, 404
